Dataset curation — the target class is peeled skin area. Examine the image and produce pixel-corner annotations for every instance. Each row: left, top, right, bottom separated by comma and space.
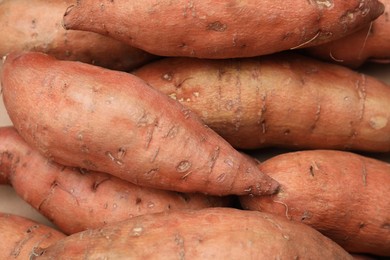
133, 54, 390, 152
0, 213, 65, 260
0, 52, 279, 196
0, 126, 233, 235
31, 208, 353, 260
305, 0, 390, 68
240, 150, 390, 256
0, 0, 156, 71
62, 0, 384, 58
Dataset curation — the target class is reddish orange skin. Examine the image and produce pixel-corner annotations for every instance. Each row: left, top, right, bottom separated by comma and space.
0, 0, 156, 71
62, 0, 384, 59
0, 213, 65, 260
0, 126, 232, 235
133, 54, 390, 152
305, 0, 390, 68
0, 52, 278, 196
240, 150, 390, 256
32, 208, 353, 259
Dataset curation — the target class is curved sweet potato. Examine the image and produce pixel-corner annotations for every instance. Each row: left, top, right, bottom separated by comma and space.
62, 0, 384, 59
0, 52, 278, 196
133, 54, 390, 152
0, 0, 156, 71
0, 212, 65, 260
31, 208, 353, 259
240, 150, 390, 256
0, 126, 232, 235
305, 0, 390, 68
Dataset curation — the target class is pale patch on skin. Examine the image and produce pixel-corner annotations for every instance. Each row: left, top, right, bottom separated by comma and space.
369, 116, 388, 130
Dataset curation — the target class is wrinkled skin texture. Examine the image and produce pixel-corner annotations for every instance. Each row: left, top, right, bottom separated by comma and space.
133, 54, 390, 151
0, 0, 156, 71
0, 52, 279, 196
32, 208, 353, 259
305, 0, 390, 68
0, 213, 65, 260
0, 126, 232, 235
240, 150, 390, 256
62, 0, 384, 58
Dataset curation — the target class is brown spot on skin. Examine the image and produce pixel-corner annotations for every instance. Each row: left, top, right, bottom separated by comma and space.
207, 21, 227, 32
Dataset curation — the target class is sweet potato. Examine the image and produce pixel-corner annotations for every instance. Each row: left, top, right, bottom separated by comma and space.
240, 150, 390, 256
0, 126, 232, 234
0, 0, 156, 71
0, 52, 279, 196
62, 0, 384, 59
0, 212, 65, 259
31, 207, 353, 259
305, 0, 390, 68
133, 54, 390, 152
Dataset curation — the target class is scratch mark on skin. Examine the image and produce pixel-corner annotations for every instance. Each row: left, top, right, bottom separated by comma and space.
290, 31, 321, 50
361, 159, 367, 186
273, 200, 291, 220
150, 148, 160, 163
10, 225, 39, 257
311, 101, 322, 131
346, 74, 367, 149
92, 177, 111, 192
145, 119, 159, 149
358, 21, 374, 60
309, 161, 319, 177
38, 180, 80, 210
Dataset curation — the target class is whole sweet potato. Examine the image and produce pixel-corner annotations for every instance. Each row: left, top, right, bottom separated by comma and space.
305, 0, 390, 68
0, 212, 65, 260
0, 126, 232, 234
0, 52, 278, 196
31, 208, 353, 259
62, 0, 384, 59
133, 54, 390, 152
240, 150, 390, 256
0, 0, 156, 71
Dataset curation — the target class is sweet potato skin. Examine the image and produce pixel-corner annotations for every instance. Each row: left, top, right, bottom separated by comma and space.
0, 52, 278, 196
133, 54, 390, 152
305, 0, 390, 68
32, 208, 353, 259
0, 212, 65, 260
0, 126, 232, 235
0, 0, 156, 71
62, 0, 384, 58
240, 150, 390, 256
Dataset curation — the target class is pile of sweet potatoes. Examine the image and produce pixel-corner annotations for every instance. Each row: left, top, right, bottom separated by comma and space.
0, 0, 389, 259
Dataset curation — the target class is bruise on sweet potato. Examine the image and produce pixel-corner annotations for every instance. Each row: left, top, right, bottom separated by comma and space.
305, 0, 390, 68
0, 212, 65, 260
0, 126, 232, 235
240, 150, 390, 256
133, 54, 390, 152
0, 52, 279, 196
62, 0, 384, 59
31, 208, 353, 259
0, 0, 156, 71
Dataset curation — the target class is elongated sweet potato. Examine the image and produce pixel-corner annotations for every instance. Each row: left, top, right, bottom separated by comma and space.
305, 0, 390, 68
0, 0, 156, 71
31, 207, 353, 259
62, 0, 384, 59
0, 126, 232, 234
0, 52, 279, 196
0, 212, 65, 260
240, 150, 390, 256
133, 54, 390, 152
